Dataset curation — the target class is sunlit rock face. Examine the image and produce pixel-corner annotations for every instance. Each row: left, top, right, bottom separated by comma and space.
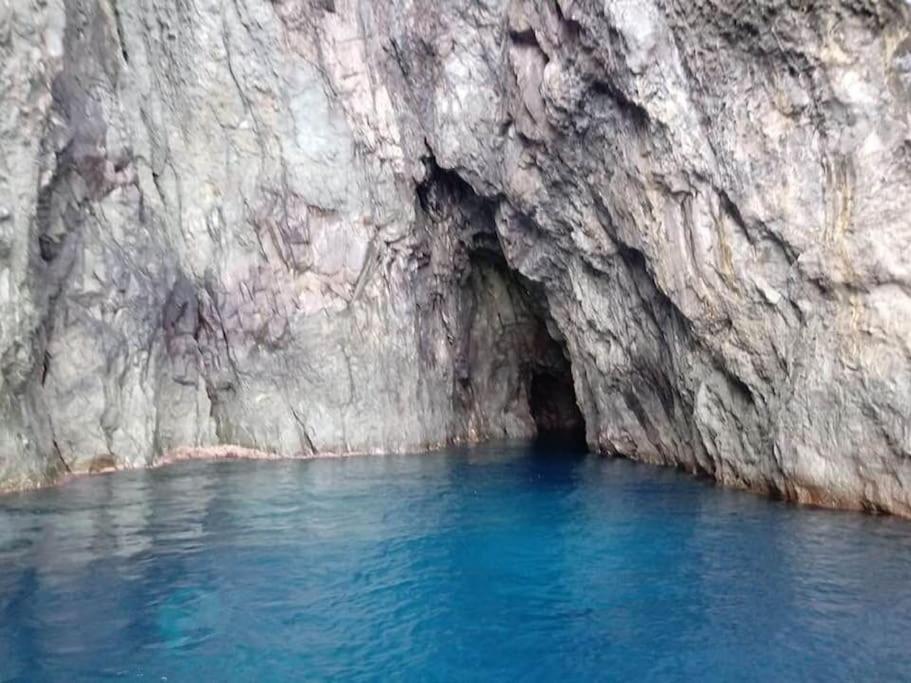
1, 0, 910, 514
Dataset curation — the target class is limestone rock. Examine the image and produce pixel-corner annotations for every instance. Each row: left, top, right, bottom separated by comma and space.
0, 0, 909, 515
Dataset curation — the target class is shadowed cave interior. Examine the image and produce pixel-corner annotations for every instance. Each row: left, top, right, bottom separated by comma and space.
416, 156, 587, 449
528, 365, 586, 444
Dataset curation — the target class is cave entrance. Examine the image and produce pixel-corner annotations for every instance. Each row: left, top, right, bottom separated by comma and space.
528, 353, 587, 448
416, 154, 587, 452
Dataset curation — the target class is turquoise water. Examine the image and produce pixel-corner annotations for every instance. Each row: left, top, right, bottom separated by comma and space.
2, 445, 911, 682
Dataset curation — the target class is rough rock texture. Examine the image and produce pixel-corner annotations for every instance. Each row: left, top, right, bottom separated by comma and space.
1, 0, 910, 514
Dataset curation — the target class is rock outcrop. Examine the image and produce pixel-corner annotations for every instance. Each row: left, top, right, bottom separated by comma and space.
1, 0, 909, 514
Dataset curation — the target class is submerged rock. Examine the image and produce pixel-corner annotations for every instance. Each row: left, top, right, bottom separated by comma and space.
0, 0, 909, 514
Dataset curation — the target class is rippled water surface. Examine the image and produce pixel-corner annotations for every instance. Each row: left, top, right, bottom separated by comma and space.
2, 445, 911, 681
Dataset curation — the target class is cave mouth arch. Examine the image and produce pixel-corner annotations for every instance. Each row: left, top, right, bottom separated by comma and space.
528, 356, 587, 448
416, 154, 588, 451
468, 245, 588, 450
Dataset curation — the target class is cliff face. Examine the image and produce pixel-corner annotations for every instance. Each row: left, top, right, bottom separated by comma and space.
1, 0, 910, 513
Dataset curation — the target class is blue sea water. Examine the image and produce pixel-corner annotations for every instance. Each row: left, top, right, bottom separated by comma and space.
2, 444, 911, 682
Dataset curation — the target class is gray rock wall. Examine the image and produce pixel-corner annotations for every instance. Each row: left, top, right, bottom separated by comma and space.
1, 0, 910, 514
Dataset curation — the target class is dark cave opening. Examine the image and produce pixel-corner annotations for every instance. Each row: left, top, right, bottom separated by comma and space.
528, 358, 587, 447
472, 244, 588, 448
416, 154, 588, 450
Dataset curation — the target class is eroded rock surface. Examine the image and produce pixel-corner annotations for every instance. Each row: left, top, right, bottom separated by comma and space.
1, 0, 909, 514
